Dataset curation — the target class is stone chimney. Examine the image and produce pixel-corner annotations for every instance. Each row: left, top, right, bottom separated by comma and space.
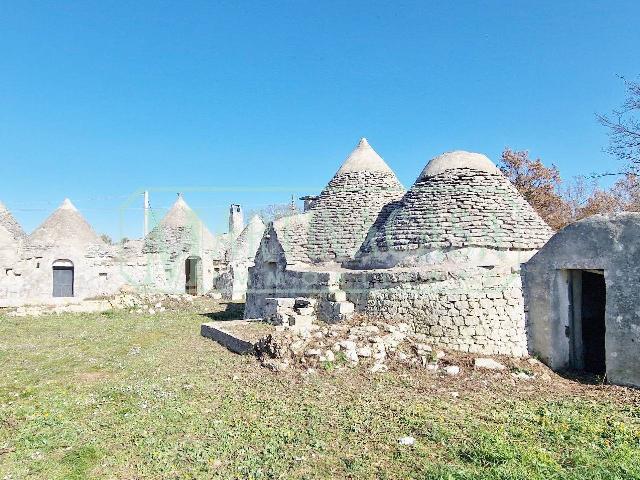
229, 204, 244, 238
300, 195, 319, 212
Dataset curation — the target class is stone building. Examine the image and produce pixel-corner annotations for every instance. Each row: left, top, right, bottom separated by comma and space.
246, 149, 553, 357
523, 213, 640, 388
142, 194, 228, 295
345, 151, 553, 356
0, 194, 249, 306
0, 199, 121, 305
244, 137, 406, 318
215, 214, 266, 300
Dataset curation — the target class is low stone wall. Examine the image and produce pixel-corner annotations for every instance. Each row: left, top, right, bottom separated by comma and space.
245, 262, 528, 357
244, 265, 340, 319
341, 268, 527, 357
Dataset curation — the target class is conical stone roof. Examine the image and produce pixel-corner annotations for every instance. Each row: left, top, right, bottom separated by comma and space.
29, 198, 103, 247
144, 194, 217, 253
305, 138, 405, 263
0, 201, 26, 242
229, 215, 266, 262
357, 151, 553, 261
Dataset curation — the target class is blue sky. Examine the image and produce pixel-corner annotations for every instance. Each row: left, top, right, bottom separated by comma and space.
0, 1, 638, 240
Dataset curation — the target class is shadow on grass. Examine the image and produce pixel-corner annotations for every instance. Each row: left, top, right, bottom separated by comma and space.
555, 368, 608, 386
200, 302, 246, 322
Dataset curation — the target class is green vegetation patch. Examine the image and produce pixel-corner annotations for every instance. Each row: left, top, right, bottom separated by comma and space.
0, 306, 638, 479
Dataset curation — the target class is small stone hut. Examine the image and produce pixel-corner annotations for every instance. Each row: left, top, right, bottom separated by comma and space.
2, 199, 120, 304
143, 194, 228, 295
523, 213, 640, 388
344, 151, 553, 356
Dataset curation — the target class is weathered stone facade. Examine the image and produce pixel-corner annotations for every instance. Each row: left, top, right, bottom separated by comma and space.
523, 213, 640, 388
246, 148, 552, 359
0, 195, 250, 306
215, 215, 265, 300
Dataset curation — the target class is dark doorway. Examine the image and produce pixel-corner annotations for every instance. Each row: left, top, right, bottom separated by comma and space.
53, 262, 74, 297
265, 261, 278, 296
185, 256, 201, 295
580, 271, 606, 374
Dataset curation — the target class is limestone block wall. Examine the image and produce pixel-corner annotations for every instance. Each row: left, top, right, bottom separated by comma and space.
341, 268, 527, 356
244, 263, 340, 319
214, 261, 252, 301
0, 244, 127, 306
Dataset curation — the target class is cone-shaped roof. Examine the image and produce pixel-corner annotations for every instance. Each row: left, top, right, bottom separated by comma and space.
144, 194, 217, 253
229, 214, 266, 262
335, 138, 396, 175
29, 198, 103, 246
357, 151, 553, 262
0, 201, 26, 242
305, 138, 405, 263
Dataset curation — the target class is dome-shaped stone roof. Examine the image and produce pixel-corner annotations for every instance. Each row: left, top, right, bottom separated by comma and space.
417, 151, 501, 179
29, 199, 103, 247
356, 151, 553, 263
305, 138, 405, 263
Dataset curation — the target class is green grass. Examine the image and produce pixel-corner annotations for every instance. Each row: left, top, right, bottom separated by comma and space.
0, 306, 639, 479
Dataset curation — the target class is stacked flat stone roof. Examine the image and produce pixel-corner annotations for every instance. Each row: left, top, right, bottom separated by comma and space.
29, 198, 103, 247
229, 215, 265, 262
305, 138, 405, 262
144, 194, 222, 255
270, 212, 312, 265
0, 201, 26, 242
358, 151, 553, 256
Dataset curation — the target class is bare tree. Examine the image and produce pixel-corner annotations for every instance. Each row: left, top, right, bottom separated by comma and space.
499, 148, 570, 230
597, 77, 640, 172
610, 173, 640, 212
100, 233, 113, 244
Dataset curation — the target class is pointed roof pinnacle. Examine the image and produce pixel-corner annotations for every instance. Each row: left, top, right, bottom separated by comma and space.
248, 214, 265, 226
174, 193, 189, 208
335, 137, 395, 175
29, 198, 101, 245
60, 198, 78, 211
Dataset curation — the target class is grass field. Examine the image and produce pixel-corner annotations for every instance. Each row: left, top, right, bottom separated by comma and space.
1, 302, 639, 479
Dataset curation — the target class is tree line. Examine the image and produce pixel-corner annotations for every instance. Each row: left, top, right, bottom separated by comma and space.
500, 77, 640, 231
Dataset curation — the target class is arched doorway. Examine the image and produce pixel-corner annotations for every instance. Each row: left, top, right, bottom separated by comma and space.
185, 256, 202, 295
52, 259, 74, 297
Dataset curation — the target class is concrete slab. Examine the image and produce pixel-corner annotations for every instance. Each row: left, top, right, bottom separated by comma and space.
200, 320, 272, 355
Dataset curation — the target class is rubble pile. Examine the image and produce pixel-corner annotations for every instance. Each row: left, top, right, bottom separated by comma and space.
255, 315, 548, 381
107, 290, 199, 314
256, 316, 452, 373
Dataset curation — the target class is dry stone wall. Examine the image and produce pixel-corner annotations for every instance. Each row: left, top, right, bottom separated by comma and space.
341, 268, 528, 356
